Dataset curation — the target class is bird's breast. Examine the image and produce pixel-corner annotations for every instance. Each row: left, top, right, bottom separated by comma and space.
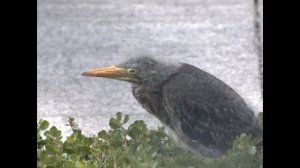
132, 85, 171, 125
132, 85, 161, 114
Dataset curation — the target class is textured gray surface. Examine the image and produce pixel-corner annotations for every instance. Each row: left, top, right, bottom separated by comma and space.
38, 0, 263, 136
254, 0, 263, 94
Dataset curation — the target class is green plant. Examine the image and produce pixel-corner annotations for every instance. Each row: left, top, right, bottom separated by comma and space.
37, 112, 263, 168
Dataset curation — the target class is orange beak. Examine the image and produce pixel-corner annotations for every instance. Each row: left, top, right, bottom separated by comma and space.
81, 66, 129, 79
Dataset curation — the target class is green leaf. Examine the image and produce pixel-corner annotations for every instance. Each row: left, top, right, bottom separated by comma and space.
127, 120, 147, 139
123, 114, 129, 124
85, 162, 97, 168
110, 139, 123, 148
37, 139, 47, 148
49, 126, 61, 138
68, 117, 75, 123
38, 150, 48, 161
109, 118, 121, 129
98, 130, 110, 140
75, 162, 85, 168
45, 166, 56, 168
82, 137, 94, 146
63, 160, 76, 168
77, 145, 91, 156
116, 112, 122, 121
45, 145, 56, 153
100, 144, 109, 151
39, 120, 49, 130
63, 147, 74, 153
70, 153, 79, 161
65, 134, 76, 144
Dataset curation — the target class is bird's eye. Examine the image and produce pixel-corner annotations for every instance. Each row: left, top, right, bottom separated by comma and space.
128, 68, 137, 74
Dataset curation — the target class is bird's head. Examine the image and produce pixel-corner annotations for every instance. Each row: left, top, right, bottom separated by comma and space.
82, 56, 177, 86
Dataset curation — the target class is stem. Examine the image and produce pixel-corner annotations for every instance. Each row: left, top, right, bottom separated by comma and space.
121, 126, 128, 151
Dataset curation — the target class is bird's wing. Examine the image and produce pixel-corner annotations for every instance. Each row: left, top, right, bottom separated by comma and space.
162, 64, 256, 148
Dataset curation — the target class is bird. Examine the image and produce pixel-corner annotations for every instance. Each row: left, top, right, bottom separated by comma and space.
81, 56, 262, 157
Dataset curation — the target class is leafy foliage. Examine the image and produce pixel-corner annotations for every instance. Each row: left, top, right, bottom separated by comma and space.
37, 112, 263, 168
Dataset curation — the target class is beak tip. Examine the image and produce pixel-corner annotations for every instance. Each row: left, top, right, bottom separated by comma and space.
81, 72, 89, 76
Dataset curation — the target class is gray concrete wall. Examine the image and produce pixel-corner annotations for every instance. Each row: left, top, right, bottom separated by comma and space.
38, 0, 263, 136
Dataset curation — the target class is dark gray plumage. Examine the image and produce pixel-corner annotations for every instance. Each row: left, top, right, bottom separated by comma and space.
82, 56, 262, 157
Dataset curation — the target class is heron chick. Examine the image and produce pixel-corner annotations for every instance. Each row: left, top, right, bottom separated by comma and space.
82, 56, 262, 157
